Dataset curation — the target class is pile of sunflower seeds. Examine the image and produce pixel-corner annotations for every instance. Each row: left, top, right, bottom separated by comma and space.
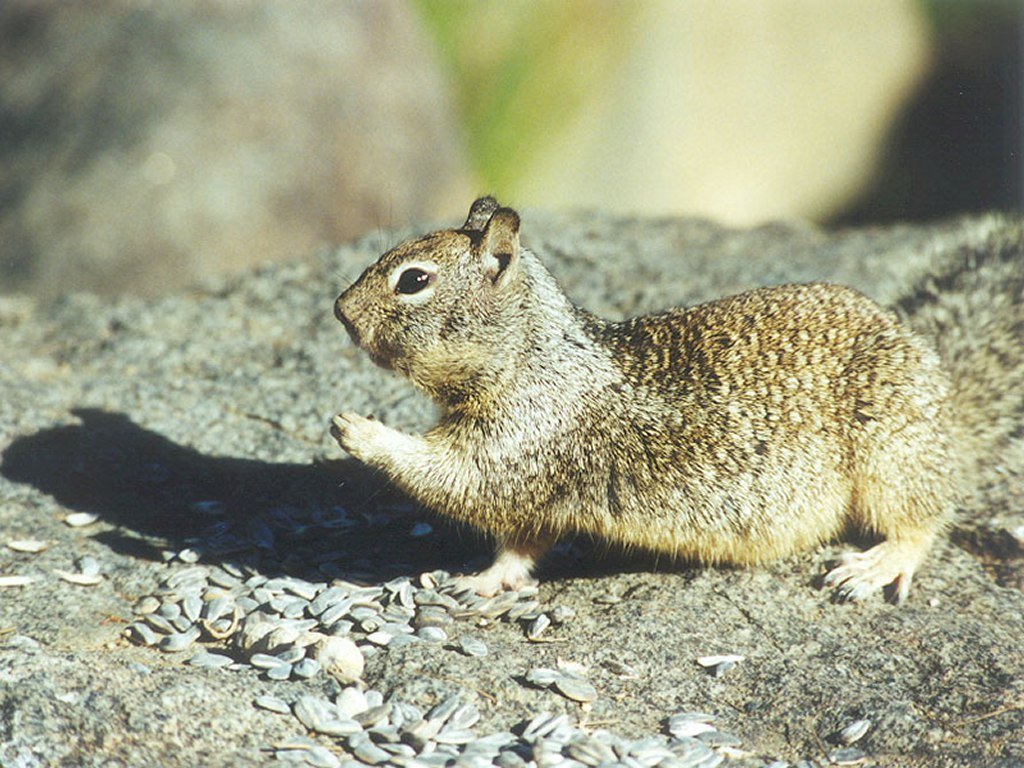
119, 505, 869, 767
261, 691, 746, 768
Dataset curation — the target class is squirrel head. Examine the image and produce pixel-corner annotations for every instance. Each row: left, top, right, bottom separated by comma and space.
335, 197, 526, 408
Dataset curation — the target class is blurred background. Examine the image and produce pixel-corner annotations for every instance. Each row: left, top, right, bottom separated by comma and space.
0, 0, 1021, 298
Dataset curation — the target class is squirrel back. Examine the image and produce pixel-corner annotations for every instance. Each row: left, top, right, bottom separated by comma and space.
895, 218, 1024, 505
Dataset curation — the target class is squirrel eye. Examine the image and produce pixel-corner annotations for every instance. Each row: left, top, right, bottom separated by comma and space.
395, 267, 433, 295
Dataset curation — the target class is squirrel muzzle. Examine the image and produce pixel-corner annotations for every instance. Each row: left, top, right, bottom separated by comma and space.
334, 294, 361, 346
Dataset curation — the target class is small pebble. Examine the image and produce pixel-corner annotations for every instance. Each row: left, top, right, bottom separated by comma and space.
603, 658, 639, 677
549, 605, 575, 624
64, 512, 99, 527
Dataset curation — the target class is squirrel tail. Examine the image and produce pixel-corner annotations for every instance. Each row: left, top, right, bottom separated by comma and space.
896, 216, 1024, 498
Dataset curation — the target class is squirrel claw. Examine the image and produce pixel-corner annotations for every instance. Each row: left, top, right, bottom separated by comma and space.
330, 411, 385, 462
824, 543, 917, 605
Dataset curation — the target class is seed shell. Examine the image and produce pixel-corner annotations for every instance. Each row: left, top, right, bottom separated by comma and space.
6, 539, 48, 553
64, 512, 99, 527
553, 676, 598, 703
840, 719, 871, 744
0, 575, 34, 587
458, 635, 488, 657
53, 569, 103, 586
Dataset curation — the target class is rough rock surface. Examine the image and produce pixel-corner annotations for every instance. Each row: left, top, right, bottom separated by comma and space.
1, 210, 1022, 767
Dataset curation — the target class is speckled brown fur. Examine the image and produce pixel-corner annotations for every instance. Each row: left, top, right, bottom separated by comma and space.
330, 198, 1020, 604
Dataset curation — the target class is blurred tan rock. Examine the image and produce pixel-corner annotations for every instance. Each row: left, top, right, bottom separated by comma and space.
515, 0, 931, 225
0, 0, 472, 298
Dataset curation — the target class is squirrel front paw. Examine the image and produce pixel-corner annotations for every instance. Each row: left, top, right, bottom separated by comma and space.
330, 412, 387, 463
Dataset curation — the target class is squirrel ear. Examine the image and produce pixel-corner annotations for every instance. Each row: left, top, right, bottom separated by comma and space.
480, 207, 520, 284
462, 196, 500, 231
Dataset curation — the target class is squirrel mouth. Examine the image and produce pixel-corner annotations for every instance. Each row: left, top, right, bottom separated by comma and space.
367, 349, 394, 370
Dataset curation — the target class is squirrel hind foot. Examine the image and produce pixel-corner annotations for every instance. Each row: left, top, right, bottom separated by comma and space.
822, 541, 926, 606
453, 548, 541, 597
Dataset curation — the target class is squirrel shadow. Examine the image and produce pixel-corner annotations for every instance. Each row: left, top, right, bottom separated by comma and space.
0, 408, 480, 582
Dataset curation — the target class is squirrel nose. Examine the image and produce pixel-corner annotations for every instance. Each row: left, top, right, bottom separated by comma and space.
334, 295, 361, 345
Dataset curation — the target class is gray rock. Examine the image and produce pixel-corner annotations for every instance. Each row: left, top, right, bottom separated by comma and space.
0, 211, 1022, 767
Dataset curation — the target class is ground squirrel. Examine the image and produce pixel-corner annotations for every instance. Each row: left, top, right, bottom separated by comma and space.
331, 198, 1022, 604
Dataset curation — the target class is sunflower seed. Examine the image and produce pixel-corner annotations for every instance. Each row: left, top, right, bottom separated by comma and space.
64, 512, 99, 527
187, 650, 233, 669
143, 614, 176, 634
527, 613, 551, 640
840, 719, 871, 744
254, 695, 291, 714
0, 575, 34, 587
275, 645, 307, 664
158, 626, 200, 652
305, 746, 342, 768
697, 731, 741, 748
265, 662, 293, 680
829, 747, 869, 765
669, 719, 716, 739
417, 626, 448, 643
53, 569, 103, 586
6, 539, 48, 553
448, 703, 480, 730
458, 636, 488, 657
351, 734, 389, 765
410, 522, 433, 537
124, 621, 158, 646
250, 653, 288, 670
336, 686, 369, 718
182, 594, 203, 623
526, 668, 562, 688
435, 725, 478, 745
554, 676, 597, 703
426, 695, 462, 724
522, 712, 571, 742
566, 738, 618, 766
696, 654, 744, 667
133, 595, 160, 615
292, 658, 320, 678
354, 704, 390, 728
398, 718, 439, 751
